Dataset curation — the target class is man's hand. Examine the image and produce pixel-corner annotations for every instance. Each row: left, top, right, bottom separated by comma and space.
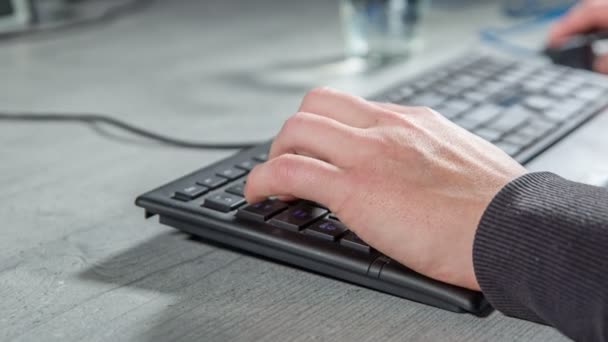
548, 0, 608, 73
244, 88, 526, 291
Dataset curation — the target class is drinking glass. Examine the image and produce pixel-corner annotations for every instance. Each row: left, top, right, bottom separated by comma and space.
339, 0, 430, 60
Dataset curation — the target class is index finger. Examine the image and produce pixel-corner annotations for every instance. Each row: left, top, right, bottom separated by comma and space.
548, 1, 608, 46
244, 154, 348, 213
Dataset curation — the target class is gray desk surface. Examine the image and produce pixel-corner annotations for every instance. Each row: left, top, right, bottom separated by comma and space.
2, 0, 600, 341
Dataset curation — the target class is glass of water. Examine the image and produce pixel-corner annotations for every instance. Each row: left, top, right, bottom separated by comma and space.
340, 0, 429, 61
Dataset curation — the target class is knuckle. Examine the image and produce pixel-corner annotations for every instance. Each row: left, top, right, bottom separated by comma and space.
345, 126, 367, 144
400, 105, 436, 117
361, 129, 394, 153
301, 86, 334, 107
416, 106, 435, 114
307, 86, 334, 98
280, 112, 309, 136
289, 111, 310, 125
374, 108, 402, 125
363, 125, 420, 161
420, 106, 443, 119
379, 109, 416, 128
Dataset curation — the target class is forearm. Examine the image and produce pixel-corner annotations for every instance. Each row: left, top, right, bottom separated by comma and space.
473, 172, 608, 341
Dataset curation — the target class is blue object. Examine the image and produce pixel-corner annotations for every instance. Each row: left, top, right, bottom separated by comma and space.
503, 0, 576, 18
480, 1, 576, 55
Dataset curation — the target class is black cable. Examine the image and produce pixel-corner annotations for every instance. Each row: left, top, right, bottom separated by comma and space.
0, 112, 264, 150
0, 2, 262, 149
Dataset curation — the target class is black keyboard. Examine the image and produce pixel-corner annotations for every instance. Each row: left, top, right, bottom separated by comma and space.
136, 53, 608, 316
375, 54, 608, 163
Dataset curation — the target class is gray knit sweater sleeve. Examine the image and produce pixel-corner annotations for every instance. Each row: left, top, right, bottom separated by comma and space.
473, 172, 608, 342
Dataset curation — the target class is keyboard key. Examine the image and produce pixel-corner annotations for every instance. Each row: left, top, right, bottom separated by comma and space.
438, 99, 473, 119
474, 127, 502, 142
536, 69, 564, 83
397, 86, 416, 98
197, 176, 228, 189
203, 193, 246, 213
327, 214, 341, 222
528, 75, 553, 86
451, 74, 480, 88
544, 109, 577, 122
235, 160, 259, 171
268, 204, 328, 232
463, 91, 487, 103
547, 85, 573, 98
461, 104, 503, 125
560, 73, 587, 89
413, 75, 438, 90
302, 200, 328, 211
340, 232, 371, 253
304, 219, 348, 241
494, 141, 522, 156
386, 93, 404, 103
216, 167, 247, 180
446, 99, 475, 111
253, 153, 268, 162
408, 91, 447, 108
492, 87, 525, 107
502, 132, 538, 147
173, 184, 209, 201
436, 105, 458, 120
521, 118, 557, 137
386, 88, 412, 103
469, 68, 494, 79
487, 106, 533, 133
481, 80, 509, 97
455, 117, 481, 131
524, 95, 553, 111
509, 62, 540, 77
575, 86, 605, 101
544, 98, 586, 122
523, 79, 546, 93
237, 199, 289, 222
225, 183, 245, 197
497, 71, 526, 84
435, 84, 463, 96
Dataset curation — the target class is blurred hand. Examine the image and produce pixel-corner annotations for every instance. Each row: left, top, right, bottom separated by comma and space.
244, 88, 527, 291
548, 0, 608, 73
